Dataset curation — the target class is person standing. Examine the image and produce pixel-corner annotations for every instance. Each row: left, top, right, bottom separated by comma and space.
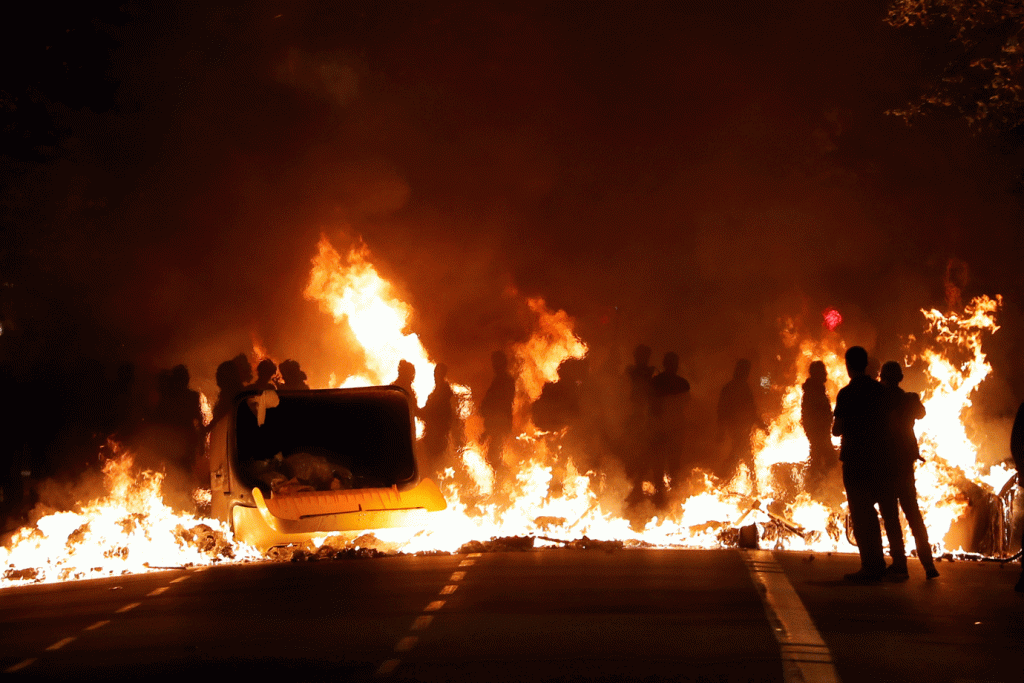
391, 360, 418, 409
717, 359, 766, 492
1011, 401, 1024, 592
801, 360, 837, 497
420, 363, 458, 473
647, 352, 690, 506
833, 346, 904, 582
879, 361, 938, 580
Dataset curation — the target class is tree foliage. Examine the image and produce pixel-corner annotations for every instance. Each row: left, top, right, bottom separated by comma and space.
886, 0, 1024, 129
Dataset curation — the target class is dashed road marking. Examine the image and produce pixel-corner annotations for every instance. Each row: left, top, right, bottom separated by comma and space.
395, 636, 418, 652
45, 637, 75, 651
376, 557, 475, 677
7, 577, 189, 675
170, 576, 190, 584
375, 658, 400, 677
468, 553, 482, 557
4, 658, 36, 673
745, 550, 840, 683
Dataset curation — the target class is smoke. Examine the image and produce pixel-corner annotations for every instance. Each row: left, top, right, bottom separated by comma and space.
4, 1, 1024, 487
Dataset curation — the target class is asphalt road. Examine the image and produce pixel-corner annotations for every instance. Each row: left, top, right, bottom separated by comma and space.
0, 549, 1020, 682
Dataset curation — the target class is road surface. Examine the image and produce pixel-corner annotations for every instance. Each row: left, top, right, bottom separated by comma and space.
1, 548, 1020, 681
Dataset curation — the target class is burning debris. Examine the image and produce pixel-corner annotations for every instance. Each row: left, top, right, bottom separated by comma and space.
0, 452, 261, 586
1, 234, 1018, 588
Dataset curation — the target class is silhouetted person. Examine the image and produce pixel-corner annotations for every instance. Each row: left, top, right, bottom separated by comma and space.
212, 358, 245, 426
833, 346, 903, 582
277, 359, 310, 391
392, 359, 418, 408
234, 353, 254, 388
108, 362, 143, 445
622, 344, 657, 500
153, 364, 203, 473
1010, 401, 1024, 592
801, 360, 837, 496
626, 344, 656, 419
643, 352, 690, 505
880, 361, 937, 579
248, 358, 278, 392
717, 359, 766, 492
480, 350, 515, 471
532, 357, 587, 434
420, 363, 458, 472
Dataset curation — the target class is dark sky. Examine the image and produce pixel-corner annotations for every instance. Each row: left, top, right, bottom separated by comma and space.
3, 1, 1023, 412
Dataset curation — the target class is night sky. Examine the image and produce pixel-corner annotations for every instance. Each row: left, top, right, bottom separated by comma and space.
3, 1, 1024, 469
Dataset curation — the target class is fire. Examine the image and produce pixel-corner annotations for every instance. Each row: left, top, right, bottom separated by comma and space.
0, 448, 261, 587
304, 234, 434, 406
2, 231, 1012, 586
909, 295, 1006, 551
512, 298, 589, 403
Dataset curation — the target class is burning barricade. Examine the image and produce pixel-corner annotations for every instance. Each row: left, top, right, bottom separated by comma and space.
1, 232, 1019, 588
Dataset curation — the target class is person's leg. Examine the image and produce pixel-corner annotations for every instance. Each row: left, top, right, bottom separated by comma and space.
843, 468, 885, 578
898, 473, 938, 578
877, 478, 907, 576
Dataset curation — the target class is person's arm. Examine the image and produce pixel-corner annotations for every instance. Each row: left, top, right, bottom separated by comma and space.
908, 392, 926, 421
832, 391, 845, 437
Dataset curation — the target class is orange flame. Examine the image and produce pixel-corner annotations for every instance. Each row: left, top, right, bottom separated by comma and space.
0, 448, 261, 587
304, 235, 434, 405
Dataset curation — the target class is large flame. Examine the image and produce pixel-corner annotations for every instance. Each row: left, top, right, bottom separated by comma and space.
1, 236, 1011, 585
304, 234, 434, 406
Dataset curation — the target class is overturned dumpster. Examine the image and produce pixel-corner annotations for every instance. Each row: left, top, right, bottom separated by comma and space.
207, 386, 447, 553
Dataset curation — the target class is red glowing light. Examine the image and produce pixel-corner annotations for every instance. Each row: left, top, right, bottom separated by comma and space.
823, 307, 842, 331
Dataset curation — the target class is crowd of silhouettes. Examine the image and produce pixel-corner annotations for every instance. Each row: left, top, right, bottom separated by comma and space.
5, 334, 1022, 583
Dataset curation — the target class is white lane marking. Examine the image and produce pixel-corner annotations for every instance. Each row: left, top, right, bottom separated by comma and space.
375, 658, 400, 677
745, 550, 841, 683
147, 587, 168, 597
411, 615, 433, 630
85, 620, 110, 631
171, 576, 190, 584
468, 553, 482, 557
458, 559, 475, 567
4, 658, 36, 673
45, 637, 76, 651
449, 571, 466, 581
440, 584, 458, 595
115, 602, 141, 613
394, 635, 418, 652
423, 600, 445, 612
